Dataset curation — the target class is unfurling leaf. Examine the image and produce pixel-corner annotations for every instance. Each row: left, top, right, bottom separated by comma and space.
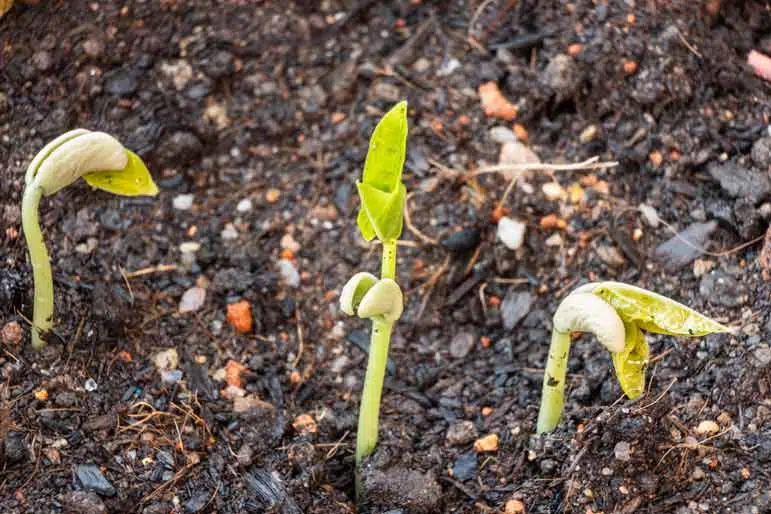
356, 181, 406, 242
612, 321, 649, 399
83, 150, 159, 197
356, 101, 408, 242
586, 282, 730, 337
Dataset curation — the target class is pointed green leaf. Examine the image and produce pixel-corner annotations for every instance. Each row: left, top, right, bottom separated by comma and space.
612, 321, 649, 399
356, 101, 408, 242
362, 101, 408, 193
83, 150, 159, 197
589, 282, 730, 337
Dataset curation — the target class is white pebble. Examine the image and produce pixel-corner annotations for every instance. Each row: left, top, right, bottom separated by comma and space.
161, 369, 183, 385
236, 198, 253, 213
489, 126, 518, 144
545, 233, 563, 246
638, 203, 660, 228
278, 259, 300, 288
179, 241, 201, 254
179, 286, 206, 313
496, 217, 526, 250
221, 223, 239, 240
173, 194, 194, 210
280, 233, 301, 253
499, 141, 540, 166
153, 348, 179, 370
542, 182, 566, 201
695, 420, 720, 436
84, 378, 98, 392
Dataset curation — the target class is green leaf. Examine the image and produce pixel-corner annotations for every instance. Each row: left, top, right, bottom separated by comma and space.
362, 101, 408, 193
356, 101, 408, 241
589, 282, 730, 337
357, 182, 405, 242
612, 321, 649, 399
83, 150, 159, 197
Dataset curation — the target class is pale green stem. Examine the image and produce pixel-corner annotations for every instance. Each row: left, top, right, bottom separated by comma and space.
355, 318, 393, 465
356, 237, 398, 496
381, 239, 396, 280
536, 329, 571, 434
21, 185, 53, 350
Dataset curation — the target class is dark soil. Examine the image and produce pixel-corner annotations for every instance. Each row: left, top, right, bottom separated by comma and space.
1, 1, 771, 513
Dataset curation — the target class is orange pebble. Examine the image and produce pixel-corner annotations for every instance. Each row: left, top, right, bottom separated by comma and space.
567, 43, 583, 57
224, 359, 247, 388
539, 214, 567, 230
480, 336, 492, 348
513, 123, 528, 141
478, 82, 518, 120
227, 301, 253, 333
116, 350, 133, 362
622, 59, 638, 75
488, 296, 501, 307
649, 150, 663, 168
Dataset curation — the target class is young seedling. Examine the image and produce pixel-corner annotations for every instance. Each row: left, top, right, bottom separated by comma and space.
21, 129, 158, 349
339, 101, 408, 488
537, 281, 730, 434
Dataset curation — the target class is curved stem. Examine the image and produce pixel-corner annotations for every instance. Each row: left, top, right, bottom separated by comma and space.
536, 329, 571, 434
21, 185, 53, 349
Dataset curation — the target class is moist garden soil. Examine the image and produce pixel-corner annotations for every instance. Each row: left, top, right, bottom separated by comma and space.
1, 1, 771, 513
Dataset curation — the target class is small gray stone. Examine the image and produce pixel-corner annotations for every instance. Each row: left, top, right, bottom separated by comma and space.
614, 441, 632, 461
4, 431, 27, 463
595, 244, 625, 267
184, 492, 209, 513
446, 421, 478, 446
449, 332, 474, 359
501, 289, 533, 330
156, 131, 203, 165
654, 221, 717, 270
539, 459, 557, 473
60, 491, 106, 514
451, 451, 477, 481
76, 464, 116, 496
202, 50, 235, 80
542, 54, 581, 99
104, 69, 138, 96
753, 345, 771, 367
298, 84, 328, 112
699, 270, 748, 307
372, 81, 401, 102
751, 137, 771, 169
707, 162, 771, 201
82, 39, 104, 58
32, 51, 52, 71
362, 465, 442, 513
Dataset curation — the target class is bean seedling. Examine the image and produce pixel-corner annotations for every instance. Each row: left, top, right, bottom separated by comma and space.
22, 129, 158, 349
537, 281, 730, 434
339, 101, 407, 492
